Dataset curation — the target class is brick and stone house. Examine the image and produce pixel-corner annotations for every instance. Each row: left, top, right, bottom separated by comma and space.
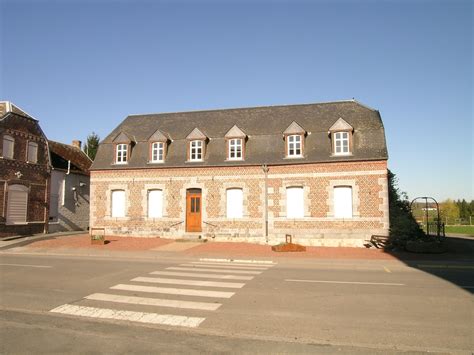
0, 102, 50, 237
48, 140, 92, 233
90, 100, 389, 246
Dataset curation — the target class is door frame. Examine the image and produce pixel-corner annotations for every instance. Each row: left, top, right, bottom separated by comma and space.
186, 188, 202, 232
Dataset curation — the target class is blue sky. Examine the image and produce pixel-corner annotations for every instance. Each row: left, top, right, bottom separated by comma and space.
1, 0, 472, 201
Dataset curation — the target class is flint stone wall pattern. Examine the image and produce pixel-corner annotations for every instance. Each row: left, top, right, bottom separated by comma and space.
90, 160, 389, 246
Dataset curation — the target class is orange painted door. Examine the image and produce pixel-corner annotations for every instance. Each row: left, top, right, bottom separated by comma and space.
186, 190, 202, 232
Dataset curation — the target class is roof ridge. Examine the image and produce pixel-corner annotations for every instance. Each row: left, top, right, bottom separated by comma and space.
126, 99, 368, 118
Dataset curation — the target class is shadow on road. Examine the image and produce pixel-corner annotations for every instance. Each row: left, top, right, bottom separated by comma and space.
385, 236, 474, 294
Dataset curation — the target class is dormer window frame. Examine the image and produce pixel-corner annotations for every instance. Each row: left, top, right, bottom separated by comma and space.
115, 143, 129, 164
189, 139, 204, 162
285, 133, 304, 158
150, 141, 166, 163
332, 130, 352, 156
227, 138, 244, 161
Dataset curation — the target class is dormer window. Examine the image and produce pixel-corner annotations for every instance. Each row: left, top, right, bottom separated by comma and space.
228, 139, 242, 160
284, 121, 306, 158
148, 129, 169, 163
334, 132, 349, 155
225, 125, 246, 161
113, 132, 133, 165
287, 135, 302, 157
186, 128, 207, 162
151, 142, 165, 162
116, 143, 128, 164
329, 117, 353, 156
190, 140, 203, 161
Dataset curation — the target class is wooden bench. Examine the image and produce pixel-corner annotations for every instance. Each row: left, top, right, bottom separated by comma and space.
367, 235, 390, 249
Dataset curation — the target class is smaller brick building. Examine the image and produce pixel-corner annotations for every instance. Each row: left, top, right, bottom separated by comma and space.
91, 100, 390, 247
0, 102, 50, 237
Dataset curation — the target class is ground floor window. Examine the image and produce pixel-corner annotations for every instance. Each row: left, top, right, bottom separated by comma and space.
286, 186, 304, 218
334, 186, 353, 218
226, 188, 243, 218
6, 184, 28, 224
148, 189, 163, 218
111, 190, 126, 217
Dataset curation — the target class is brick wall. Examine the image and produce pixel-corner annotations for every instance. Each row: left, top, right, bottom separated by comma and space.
0, 114, 50, 237
90, 160, 389, 247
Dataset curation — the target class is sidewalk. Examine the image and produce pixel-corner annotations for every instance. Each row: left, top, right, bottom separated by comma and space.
2, 233, 473, 262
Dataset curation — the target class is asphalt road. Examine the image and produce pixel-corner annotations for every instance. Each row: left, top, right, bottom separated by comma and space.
0, 252, 472, 354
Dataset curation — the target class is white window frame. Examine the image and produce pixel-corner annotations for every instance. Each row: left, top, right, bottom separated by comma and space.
226, 188, 243, 218
287, 134, 302, 157
190, 140, 203, 161
147, 189, 163, 218
334, 131, 350, 155
2, 135, 14, 159
111, 190, 126, 217
228, 138, 243, 160
334, 186, 353, 218
286, 186, 304, 218
115, 143, 128, 164
27, 141, 38, 163
151, 142, 165, 163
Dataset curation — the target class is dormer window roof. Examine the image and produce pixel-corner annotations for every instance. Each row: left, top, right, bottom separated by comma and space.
328, 117, 353, 133
186, 127, 207, 141
113, 132, 133, 144
225, 125, 246, 139
283, 121, 306, 136
148, 129, 169, 143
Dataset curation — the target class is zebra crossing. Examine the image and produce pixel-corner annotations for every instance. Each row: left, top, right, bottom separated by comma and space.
50, 258, 276, 328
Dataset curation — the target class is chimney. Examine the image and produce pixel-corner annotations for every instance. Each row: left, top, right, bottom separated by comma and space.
72, 140, 82, 149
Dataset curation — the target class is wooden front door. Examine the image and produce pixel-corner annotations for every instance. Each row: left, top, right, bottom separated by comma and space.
186, 189, 202, 232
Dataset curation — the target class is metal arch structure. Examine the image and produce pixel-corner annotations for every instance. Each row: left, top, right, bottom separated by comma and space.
410, 196, 444, 237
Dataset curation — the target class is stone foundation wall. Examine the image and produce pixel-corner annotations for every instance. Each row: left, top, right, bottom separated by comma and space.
90, 160, 389, 246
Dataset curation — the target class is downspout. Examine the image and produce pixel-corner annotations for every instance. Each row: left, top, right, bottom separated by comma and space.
262, 164, 269, 242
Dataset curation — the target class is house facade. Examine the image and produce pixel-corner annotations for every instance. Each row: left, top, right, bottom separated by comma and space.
90, 100, 389, 247
0, 102, 50, 237
48, 140, 92, 233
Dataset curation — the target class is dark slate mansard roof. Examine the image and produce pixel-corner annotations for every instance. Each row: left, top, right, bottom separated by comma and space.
91, 100, 388, 170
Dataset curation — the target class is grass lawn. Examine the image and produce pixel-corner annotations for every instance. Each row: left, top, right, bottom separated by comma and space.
445, 225, 474, 236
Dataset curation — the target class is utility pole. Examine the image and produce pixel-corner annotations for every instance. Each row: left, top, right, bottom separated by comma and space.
262, 164, 269, 242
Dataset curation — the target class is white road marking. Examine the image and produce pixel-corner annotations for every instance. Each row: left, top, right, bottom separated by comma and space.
168, 267, 261, 275
150, 271, 254, 280
111, 284, 235, 298
132, 277, 245, 289
199, 258, 275, 265
383, 266, 392, 273
85, 293, 221, 311
285, 279, 405, 286
50, 304, 205, 328
0, 263, 52, 268
183, 262, 268, 271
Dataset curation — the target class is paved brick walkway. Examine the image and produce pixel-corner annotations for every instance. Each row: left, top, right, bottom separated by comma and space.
26, 234, 396, 260
22, 234, 472, 261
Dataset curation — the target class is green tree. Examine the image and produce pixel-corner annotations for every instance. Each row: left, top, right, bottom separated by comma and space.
83, 132, 100, 160
440, 199, 460, 225
388, 170, 424, 240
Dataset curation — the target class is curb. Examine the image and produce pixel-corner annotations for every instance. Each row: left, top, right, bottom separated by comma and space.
0, 231, 85, 251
